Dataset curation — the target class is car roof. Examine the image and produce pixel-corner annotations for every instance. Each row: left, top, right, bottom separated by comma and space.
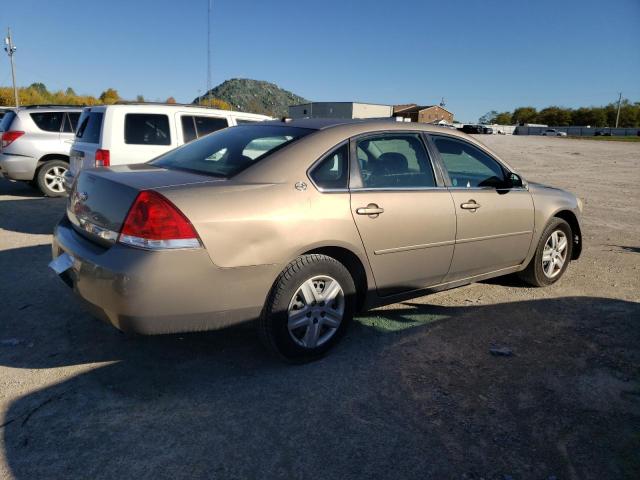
248, 118, 514, 173
257, 117, 470, 137
83, 103, 270, 119
17, 105, 84, 112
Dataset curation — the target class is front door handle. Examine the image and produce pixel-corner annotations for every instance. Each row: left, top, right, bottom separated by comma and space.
460, 200, 481, 211
356, 203, 384, 217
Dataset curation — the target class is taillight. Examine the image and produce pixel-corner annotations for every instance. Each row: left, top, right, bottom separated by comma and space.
118, 190, 201, 250
1, 131, 24, 148
95, 149, 110, 167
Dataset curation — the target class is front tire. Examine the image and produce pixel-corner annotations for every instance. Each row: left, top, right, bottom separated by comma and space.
258, 254, 356, 362
36, 160, 68, 197
519, 218, 572, 287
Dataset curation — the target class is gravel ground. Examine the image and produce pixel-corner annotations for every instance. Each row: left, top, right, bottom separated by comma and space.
0, 135, 639, 480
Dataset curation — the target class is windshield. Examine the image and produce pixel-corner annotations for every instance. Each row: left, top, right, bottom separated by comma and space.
151, 125, 313, 178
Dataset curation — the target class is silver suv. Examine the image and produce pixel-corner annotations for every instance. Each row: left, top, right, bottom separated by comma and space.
0, 105, 82, 196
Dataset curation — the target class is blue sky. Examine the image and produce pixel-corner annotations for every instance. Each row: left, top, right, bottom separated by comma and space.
3, 0, 639, 121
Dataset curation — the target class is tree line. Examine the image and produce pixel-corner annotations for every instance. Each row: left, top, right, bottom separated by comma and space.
0, 83, 232, 110
479, 99, 640, 127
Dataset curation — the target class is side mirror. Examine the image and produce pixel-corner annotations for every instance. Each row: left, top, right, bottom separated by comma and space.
509, 173, 525, 188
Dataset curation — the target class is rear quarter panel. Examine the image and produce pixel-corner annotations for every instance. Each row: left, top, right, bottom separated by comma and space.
162, 182, 368, 270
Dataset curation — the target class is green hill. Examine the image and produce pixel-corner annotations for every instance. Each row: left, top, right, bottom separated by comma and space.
193, 78, 308, 117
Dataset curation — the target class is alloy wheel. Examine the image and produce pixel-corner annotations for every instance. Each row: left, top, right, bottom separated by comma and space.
43, 165, 67, 194
542, 230, 568, 279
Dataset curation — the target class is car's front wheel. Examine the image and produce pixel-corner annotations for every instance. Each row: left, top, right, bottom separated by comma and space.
259, 254, 356, 361
519, 218, 573, 287
36, 160, 68, 197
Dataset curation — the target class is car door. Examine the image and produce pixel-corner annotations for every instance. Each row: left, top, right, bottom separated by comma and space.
175, 113, 229, 145
429, 134, 534, 280
115, 111, 176, 164
350, 132, 457, 296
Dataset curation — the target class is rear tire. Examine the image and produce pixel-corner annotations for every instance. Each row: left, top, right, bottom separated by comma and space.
519, 218, 572, 287
36, 160, 68, 197
258, 254, 356, 362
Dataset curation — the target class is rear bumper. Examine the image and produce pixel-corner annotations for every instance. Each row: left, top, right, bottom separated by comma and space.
51, 216, 280, 335
0, 153, 38, 180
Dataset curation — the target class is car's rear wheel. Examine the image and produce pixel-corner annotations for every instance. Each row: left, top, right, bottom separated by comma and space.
259, 254, 356, 362
519, 218, 572, 287
36, 160, 68, 197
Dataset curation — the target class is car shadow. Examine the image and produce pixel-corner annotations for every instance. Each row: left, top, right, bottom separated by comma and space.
1, 246, 639, 479
0, 178, 44, 198
609, 245, 640, 254
480, 272, 532, 288
0, 196, 66, 235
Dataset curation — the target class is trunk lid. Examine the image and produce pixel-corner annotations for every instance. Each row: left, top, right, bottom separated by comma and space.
67, 164, 222, 247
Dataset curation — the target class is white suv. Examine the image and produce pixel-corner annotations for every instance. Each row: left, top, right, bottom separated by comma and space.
0, 106, 82, 196
66, 103, 270, 188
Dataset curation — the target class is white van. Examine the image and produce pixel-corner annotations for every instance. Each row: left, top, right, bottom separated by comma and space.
65, 103, 270, 188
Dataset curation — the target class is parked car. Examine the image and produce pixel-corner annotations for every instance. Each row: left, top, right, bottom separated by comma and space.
459, 124, 482, 134
65, 103, 270, 190
458, 124, 493, 134
51, 119, 583, 361
595, 130, 612, 136
541, 128, 567, 137
0, 105, 82, 196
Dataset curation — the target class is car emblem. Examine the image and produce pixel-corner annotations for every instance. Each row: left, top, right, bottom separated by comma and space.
295, 181, 307, 191
78, 192, 88, 201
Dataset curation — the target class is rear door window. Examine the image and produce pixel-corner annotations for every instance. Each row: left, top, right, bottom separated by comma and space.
356, 134, 436, 188
181, 116, 197, 143
62, 112, 81, 133
30, 112, 64, 132
124, 114, 171, 145
76, 112, 104, 144
194, 116, 228, 136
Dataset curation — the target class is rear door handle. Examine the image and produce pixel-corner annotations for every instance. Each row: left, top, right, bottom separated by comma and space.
460, 200, 481, 211
356, 203, 384, 217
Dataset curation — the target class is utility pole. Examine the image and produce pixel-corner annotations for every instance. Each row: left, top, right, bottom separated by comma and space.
615, 92, 622, 128
206, 0, 212, 107
4, 28, 19, 107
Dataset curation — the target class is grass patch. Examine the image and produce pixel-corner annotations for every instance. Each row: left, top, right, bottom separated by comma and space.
567, 136, 640, 142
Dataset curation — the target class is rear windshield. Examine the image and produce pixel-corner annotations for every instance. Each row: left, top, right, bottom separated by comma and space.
151, 125, 312, 178
0, 111, 16, 131
76, 111, 104, 144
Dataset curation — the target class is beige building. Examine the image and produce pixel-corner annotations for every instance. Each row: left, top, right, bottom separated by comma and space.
393, 104, 454, 124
